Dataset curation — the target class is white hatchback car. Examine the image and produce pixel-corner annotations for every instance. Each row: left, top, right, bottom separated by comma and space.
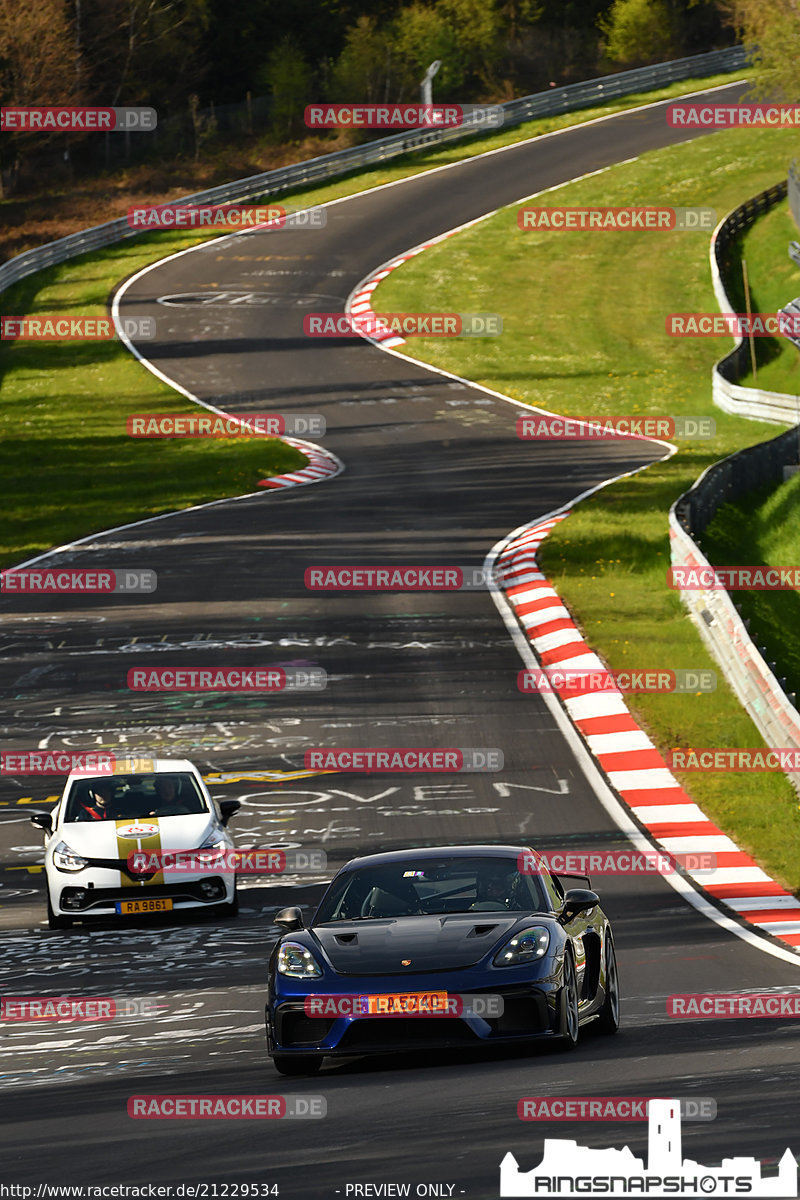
31, 758, 240, 929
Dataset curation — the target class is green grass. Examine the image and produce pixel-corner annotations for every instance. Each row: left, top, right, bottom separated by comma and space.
723, 198, 800, 395
701, 469, 800, 700
0, 235, 306, 566
370, 124, 800, 893
0, 65, 754, 568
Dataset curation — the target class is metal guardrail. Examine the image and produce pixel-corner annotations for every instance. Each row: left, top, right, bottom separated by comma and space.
709, 182, 800, 424
0, 44, 748, 297
671, 185, 800, 791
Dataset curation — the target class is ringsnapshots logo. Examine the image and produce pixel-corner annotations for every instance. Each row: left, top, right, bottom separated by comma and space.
127, 667, 326, 692
304, 103, 503, 129
303, 748, 503, 772
518, 668, 716, 694
128, 1095, 326, 1120
303, 312, 502, 338
667, 748, 800, 772
1, 316, 156, 341
667, 102, 800, 128
305, 565, 501, 591
518, 1097, 717, 1122
500, 1098, 797, 1197
516, 415, 714, 440
127, 847, 326, 876
669, 565, 800, 590
667, 313, 800, 337
1, 996, 167, 1021
517, 849, 717, 876
127, 413, 325, 438
1, 568, 156, 594
303, 992, 503, 1018
0, 106, 156, 131
518, 206, 716, 231
0, 751, 115, 776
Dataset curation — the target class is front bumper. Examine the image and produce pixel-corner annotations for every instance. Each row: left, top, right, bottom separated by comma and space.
49, 871, 234, 916
267, 968, 563, 1058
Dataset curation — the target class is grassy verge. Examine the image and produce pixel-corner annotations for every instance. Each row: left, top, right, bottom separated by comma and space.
701, 469, 800, 701
723, 197, 800, 395
370, 124, 800, 893
0, 65, 754, 570
0, 234, 306, 567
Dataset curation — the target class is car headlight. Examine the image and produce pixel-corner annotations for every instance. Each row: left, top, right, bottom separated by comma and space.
53, 841, 88, 873
277, 941, 323, 978
493, 925, 550, 966
195, 833, 226, 866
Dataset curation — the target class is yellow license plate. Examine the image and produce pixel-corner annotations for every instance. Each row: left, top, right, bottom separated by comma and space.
115, 897, 173, 915
364, 991, 449, 1015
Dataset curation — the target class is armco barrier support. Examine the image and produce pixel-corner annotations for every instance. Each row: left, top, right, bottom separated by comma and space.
0, 46, 747, 298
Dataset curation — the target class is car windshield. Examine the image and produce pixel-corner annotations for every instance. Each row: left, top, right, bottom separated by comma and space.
314, 855, 549, 922
63, 773, 209, 822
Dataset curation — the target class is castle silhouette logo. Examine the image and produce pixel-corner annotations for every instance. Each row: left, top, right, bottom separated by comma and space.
500, 1099, 797, 1197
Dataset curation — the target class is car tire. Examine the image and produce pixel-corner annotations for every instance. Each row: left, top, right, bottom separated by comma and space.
559, 949, 580, 1047
595, 934, 620, 1034
46, 890, 72, 930
272, 1055, 322, 1076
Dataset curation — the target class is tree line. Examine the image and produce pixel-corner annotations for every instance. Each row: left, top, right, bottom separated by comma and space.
0, 0, 790, 192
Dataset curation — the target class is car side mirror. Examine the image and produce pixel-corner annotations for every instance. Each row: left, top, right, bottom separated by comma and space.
560, 888, 599, 923
218, 799, 241, 826
274, 906, 304, 932
30, 811, 53, 835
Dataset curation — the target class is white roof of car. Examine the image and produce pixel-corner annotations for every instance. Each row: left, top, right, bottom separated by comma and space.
64, 758, 200, 783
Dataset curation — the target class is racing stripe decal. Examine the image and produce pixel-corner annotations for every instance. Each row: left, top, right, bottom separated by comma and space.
115, 820, 164, 888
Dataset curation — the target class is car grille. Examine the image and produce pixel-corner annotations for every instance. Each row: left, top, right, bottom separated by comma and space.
60, 878, 226, 910
338, 1018, 479, 1050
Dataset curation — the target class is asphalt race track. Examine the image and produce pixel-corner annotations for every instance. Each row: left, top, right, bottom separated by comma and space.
3, 80, 800, 1197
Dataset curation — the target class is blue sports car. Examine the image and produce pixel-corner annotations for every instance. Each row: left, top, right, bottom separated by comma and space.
265, 844, 619, 1075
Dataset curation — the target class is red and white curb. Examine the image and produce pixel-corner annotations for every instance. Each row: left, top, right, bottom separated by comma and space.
258, 437, 342, 490
498, 515, 800, 954
348, 227, 467, 347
